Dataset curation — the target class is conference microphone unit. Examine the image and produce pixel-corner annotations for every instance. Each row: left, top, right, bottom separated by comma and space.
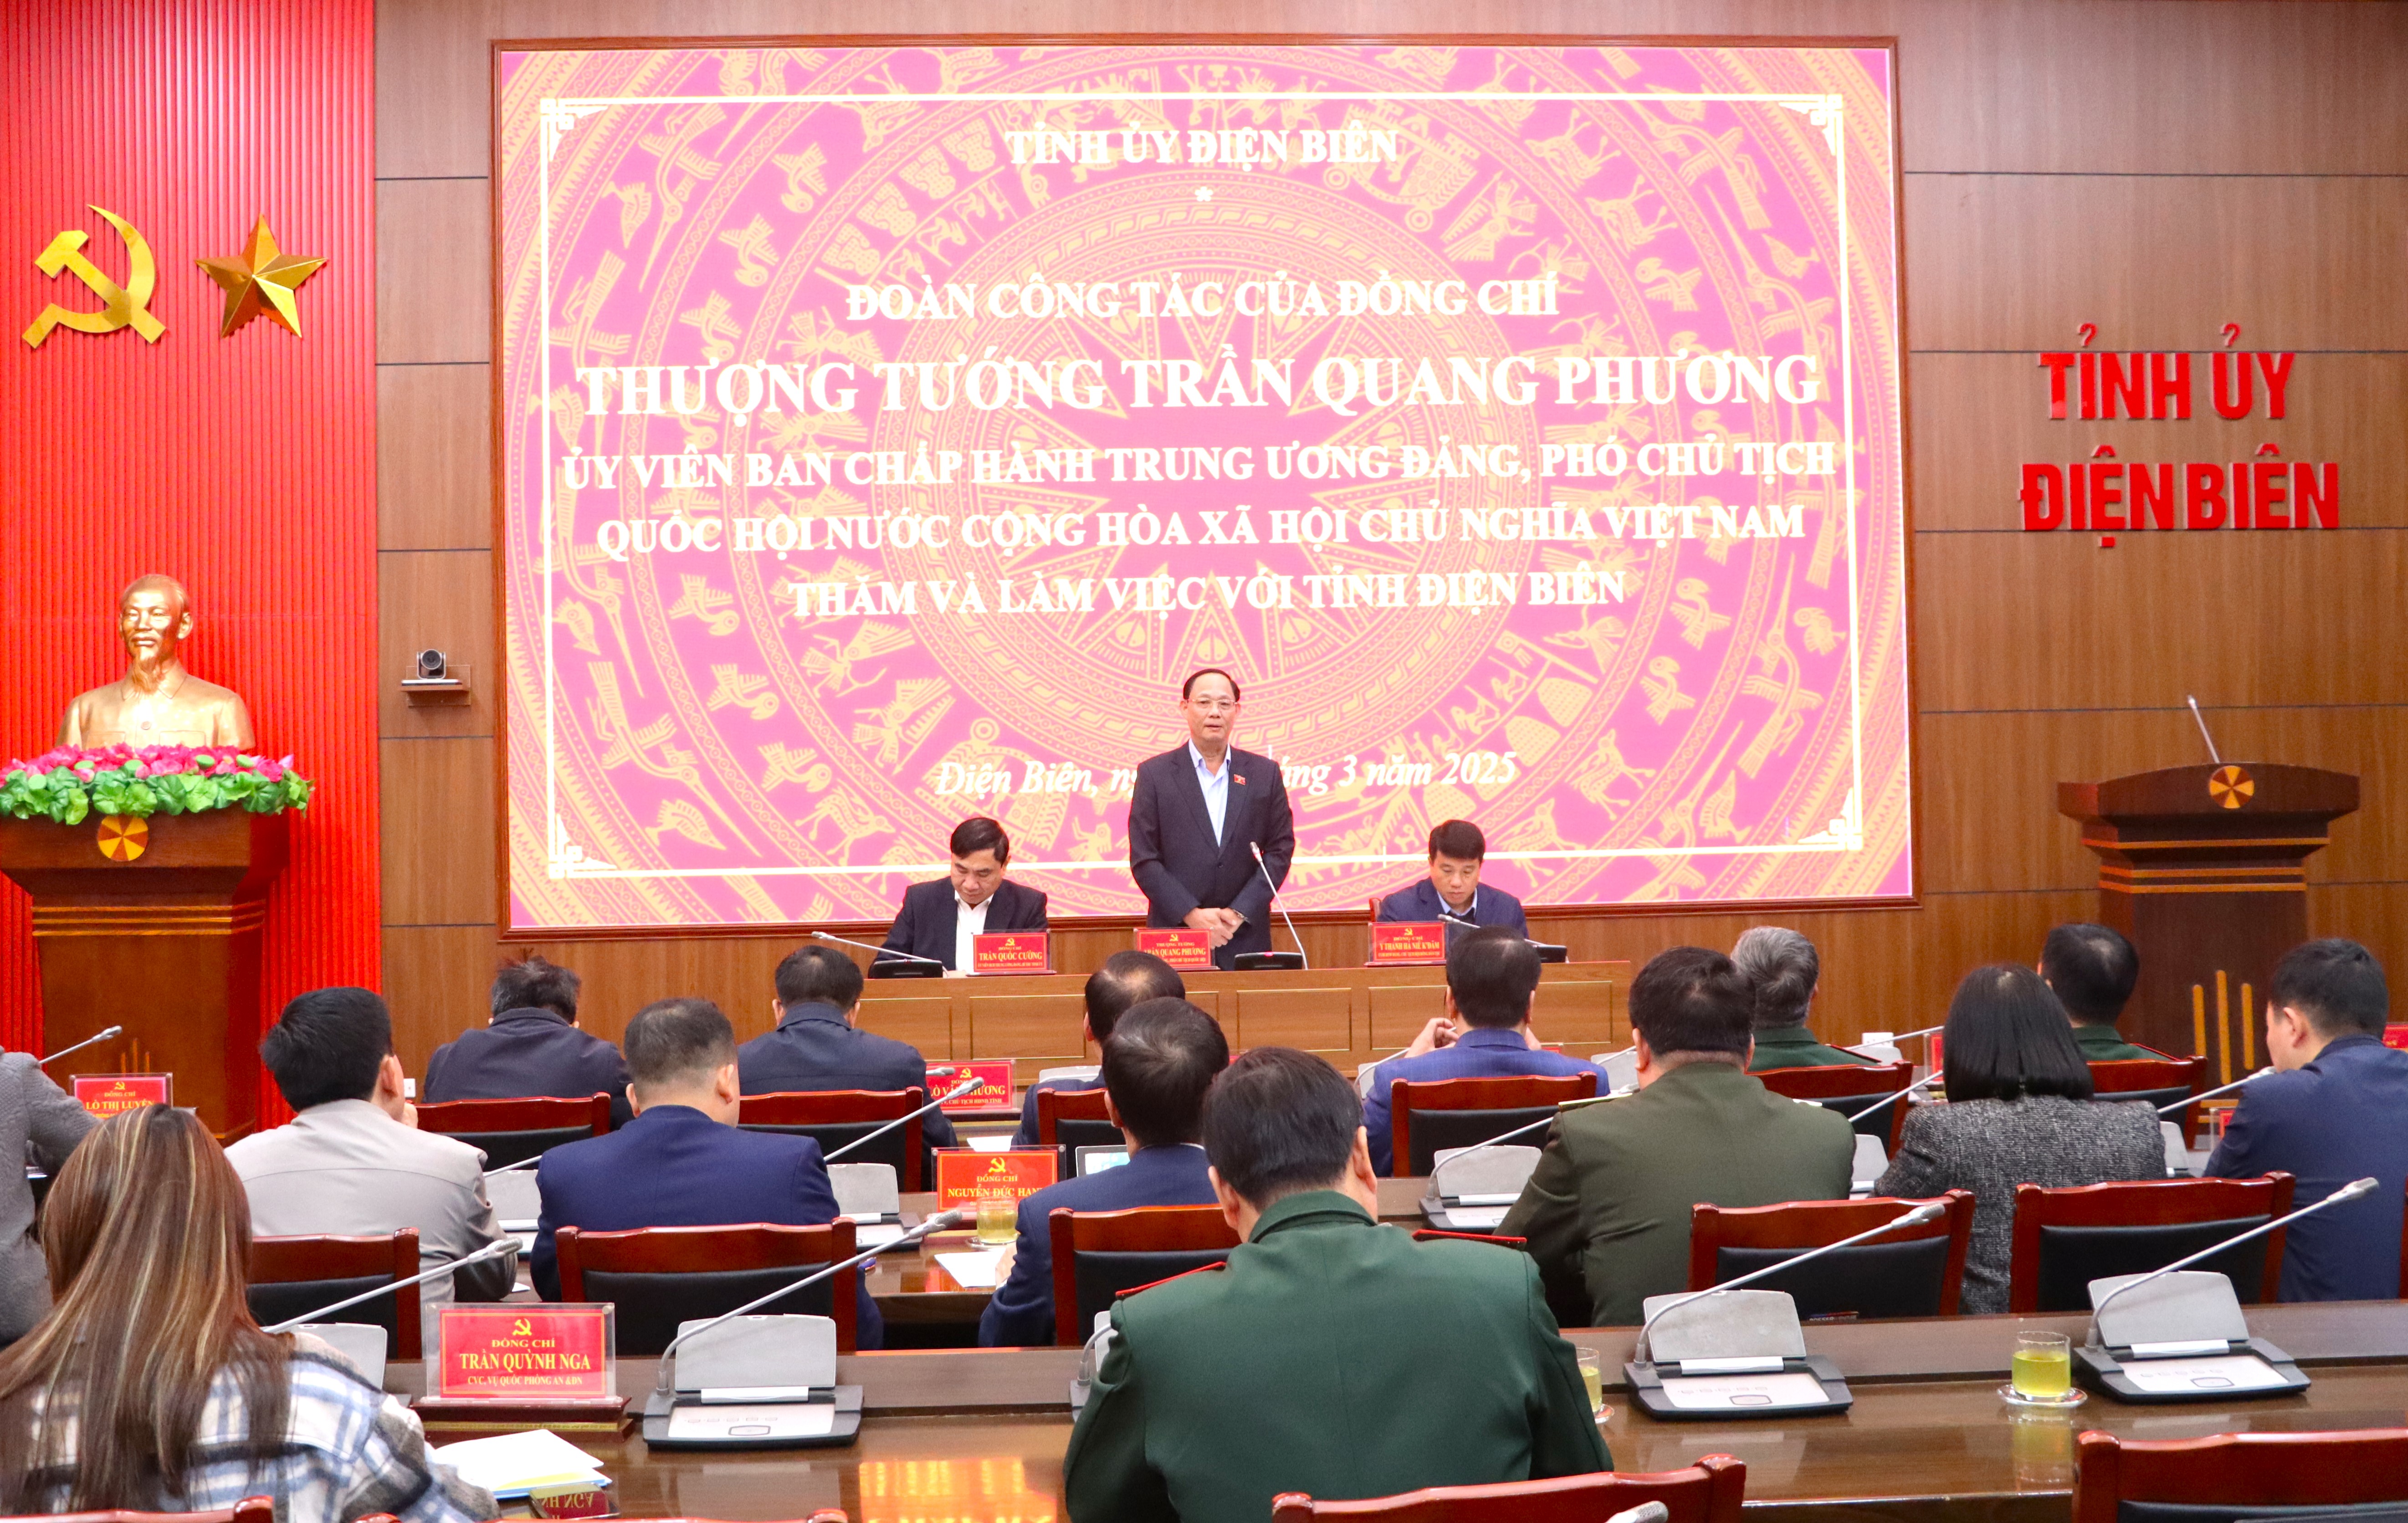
262, 1236, 518, 1336
1235, 841, 1306, 971
2161, 1066, 2274, 1114
820, 1076, 984, 1162
1435, 906, 1569, 963
815, 929, 945, 979
36, 1025, 123, 1067
1844, 1024, 1942, 1057
1844, 1075, 1937, 1123
642, 1207, 972, 1449
1420, 1091, 1621, 1231
2074, 1176, 2378, 1404
1625, 1200, 1949, 1420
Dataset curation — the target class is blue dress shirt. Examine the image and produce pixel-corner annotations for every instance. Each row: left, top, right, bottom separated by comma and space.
1188, 740, 1230, 846
1361, 1026, 1604, 1175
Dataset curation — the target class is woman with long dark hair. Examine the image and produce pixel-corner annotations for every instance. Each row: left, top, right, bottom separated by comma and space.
0, 1105, 491, 1520
1874, 963, 2164, 1313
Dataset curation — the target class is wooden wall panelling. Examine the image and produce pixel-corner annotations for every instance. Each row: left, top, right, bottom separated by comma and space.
966, 994, 1088, 1072
850, 996, 952, 1065
1366, 983, 1448, 1051
1231, 988, 1356, 1054
380, 736, 498, 925
379, 550, 496, 736
379, 363, 494, 549
384, 923, 500, 1072
376, 178, 490, 363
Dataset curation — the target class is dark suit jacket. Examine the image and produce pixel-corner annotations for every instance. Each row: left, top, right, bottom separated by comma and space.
2208, 1034, 2408, 1302
1127, 744, 1295, 969
1375, 878, 1529, 943
736, 1002, 960, 1149
1501, 1060, 1857, 1325
531, 1103, 881, 1348
978, 1144, 1219, 1347
880, 877, 1049, 971
1064, 1192, 1609, 1523
424, 1008, 634, 1127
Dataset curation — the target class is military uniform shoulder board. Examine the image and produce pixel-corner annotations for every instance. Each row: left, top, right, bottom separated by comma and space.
1120, 1261, 1229, 1298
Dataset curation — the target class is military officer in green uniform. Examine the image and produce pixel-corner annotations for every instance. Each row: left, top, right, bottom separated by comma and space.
1064, 1047, 1608, 1523
1503, 946, 1859, 1326
2042, 924, 2167, 1062
1732, 927, 1874, 1072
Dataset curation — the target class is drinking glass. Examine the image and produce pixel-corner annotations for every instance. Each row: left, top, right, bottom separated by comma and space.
974, 1193, 1017, 1246
2005, 1329, 2080, 1406
1575, 1347, 1606, 1420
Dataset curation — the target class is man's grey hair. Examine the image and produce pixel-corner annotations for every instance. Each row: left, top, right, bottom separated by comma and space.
1732, 926, 1819, 1030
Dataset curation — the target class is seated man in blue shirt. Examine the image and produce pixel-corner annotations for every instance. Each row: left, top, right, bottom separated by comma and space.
979, 998, 1229, 1346
533, 996, 881, 1346
2208, 938, 2408, 1301
1009, 950, 1186, 1148
1362, 927, 1603, 1176
1375, 819, 1529, 944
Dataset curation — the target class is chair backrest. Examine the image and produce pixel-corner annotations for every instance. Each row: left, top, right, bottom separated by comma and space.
556, 1221, 857, 1355
1390, 1073, 1596, 1178
248, 1230, 420, 1360
2090, 1056, 2208, 1147
415, 1092, 612, 1169
738, 1089, 923, 1191
1754, 1062, 1914, 1150
1270, 1455, 1747, 1523
2007, 1173, 2295, 1314
1035, 1085, 1121, 1177
2073, 1428, 2408, 1523
1687, 1191, 1976, 1319
1049, 1204, 1242, 1346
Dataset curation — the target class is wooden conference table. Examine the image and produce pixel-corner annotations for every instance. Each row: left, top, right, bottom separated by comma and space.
396, 1302, 2408, 1523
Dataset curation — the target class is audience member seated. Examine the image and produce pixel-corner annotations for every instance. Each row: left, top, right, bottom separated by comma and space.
1011, 950, 1187, 1148
1734, 926, 1870, 1072
1362, 927, 1604, 1175
1064, 1047, 1607, 1522
0, 1105, 491, 1522
738, 944, 959, 1151
1875, 964, 2163, 1313
0, 1046, 95, 1344
881, 815, 1049, 971
534, 997, 880, 1346
227, 988, 516, 1311
2040, 923, 2162, 1061
980, 999, 1229, 1347
1374, 818, 1530, 943
1502, 946, 1855, 1324
423, 953, 633, 1126
2208, 938, 2408, 1301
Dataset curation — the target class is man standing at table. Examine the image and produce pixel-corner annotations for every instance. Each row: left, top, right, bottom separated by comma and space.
880, 816, 1049, 972
1376, 819, 1529, 943
1127, 669, 1295, 970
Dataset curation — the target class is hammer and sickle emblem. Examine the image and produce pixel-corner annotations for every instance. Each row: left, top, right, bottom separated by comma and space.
24, 205, 166, 348
512, 1317, 533, 1336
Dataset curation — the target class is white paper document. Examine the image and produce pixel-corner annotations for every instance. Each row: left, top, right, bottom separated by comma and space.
1657, 1371, 1831, 1411
967, 1134, 1015, 1153
665, 1401, 839, 1440
1440, 1206, 1509, 1230
934, 1248, 1007, 1288
431, 1429, 608, 1497
848, 1220, 908, 1251
2122, 1354, 2291, 1394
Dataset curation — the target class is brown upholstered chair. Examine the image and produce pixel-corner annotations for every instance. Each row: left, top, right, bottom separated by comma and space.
1271, 1455, 1746, 1523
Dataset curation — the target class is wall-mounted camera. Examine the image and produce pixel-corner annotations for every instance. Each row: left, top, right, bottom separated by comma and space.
401, 648, 470, 705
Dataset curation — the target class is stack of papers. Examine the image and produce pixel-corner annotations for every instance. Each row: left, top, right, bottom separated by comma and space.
432, 1429, 610, 1500
933, 1248, 1006, 1288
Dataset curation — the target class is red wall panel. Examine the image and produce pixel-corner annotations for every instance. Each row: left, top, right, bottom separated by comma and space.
0, 0, 378, 1104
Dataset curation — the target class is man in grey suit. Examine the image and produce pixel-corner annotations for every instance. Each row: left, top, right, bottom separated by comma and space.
1503, 946, 1856, 1324
1127, 668, 1296, 970
227, 988, 517, 1311
0, 1053, 96, 1342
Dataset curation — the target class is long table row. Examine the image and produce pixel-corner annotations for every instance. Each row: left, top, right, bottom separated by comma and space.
391, 1301, 2408, 1523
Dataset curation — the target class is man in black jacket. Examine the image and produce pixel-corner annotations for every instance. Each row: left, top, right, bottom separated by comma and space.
424, 955, 632, 1126
1127, 668, 1296, 969
880, 815, 1048, 971
738, 944, 960, 1149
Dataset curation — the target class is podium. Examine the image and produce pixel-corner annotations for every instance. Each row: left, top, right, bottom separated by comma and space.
0, 809, 287, 1136
2060, 764, 2358, 1076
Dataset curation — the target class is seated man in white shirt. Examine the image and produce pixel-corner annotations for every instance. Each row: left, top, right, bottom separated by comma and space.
878, 816, 1050, 971
226, 987, 516, 1313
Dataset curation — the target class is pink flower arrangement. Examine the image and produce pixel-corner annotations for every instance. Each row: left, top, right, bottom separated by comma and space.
0, 744, 311, 824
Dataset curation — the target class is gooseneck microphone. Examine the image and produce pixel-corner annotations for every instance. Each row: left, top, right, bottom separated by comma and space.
815, 929, 941, 967
1249, 840, 1309, 969
1846, 1075, 1938, 1123
37, 1026, 124, 1067
262, 1236, 518, 1333
650, 1207, 971, 1396
2162, 1067, 2274, 1114
2085, 1176, 2379, 1346
1844, 1025, 1942, 1056
1633, 1200, 1949, 1361
820, 1077, 984, 1162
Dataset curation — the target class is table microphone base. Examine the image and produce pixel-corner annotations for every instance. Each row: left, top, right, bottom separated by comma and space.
867, 960, 944, 979
1234, 951, 1305, 971
1625, 1354, 1854, 1420
640, 1385, 863, 1448
2075, 1339, 2310, 1404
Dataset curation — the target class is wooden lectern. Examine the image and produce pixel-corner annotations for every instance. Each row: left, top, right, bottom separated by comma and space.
2060, 764, 2358, 1079
0, 809, 287, 1136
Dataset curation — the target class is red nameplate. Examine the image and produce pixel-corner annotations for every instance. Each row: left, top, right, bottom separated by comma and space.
932, 1148, 1059, 1210
972, 930, 1050, 974
1134, 927, 1213, 970
937, 1059, 1015, 1112
72, 1074, 171, 1118
2386, 1025, 2408, 1051
1368, 921, 1448, 965
435, 1305, 614, 1400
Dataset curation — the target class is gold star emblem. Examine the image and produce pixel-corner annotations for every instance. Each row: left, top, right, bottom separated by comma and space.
195, 216, 325, 337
